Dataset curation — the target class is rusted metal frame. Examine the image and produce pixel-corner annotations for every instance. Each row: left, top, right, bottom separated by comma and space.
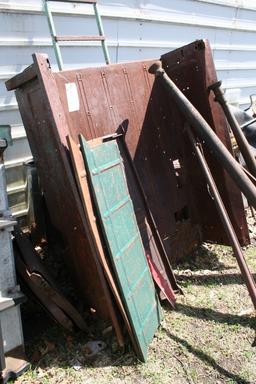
133, 65, 202, 260
118, 135, 180, 293
8, 43, 248, 264
161, 42, 248, 247
13, 54, 123, 343
148, 61, 256, 210
208, 81, 256, 178
186, 125, 256, 309
51, 42, 248, 252
31, 54, 124, 343
197, 40, 249, 245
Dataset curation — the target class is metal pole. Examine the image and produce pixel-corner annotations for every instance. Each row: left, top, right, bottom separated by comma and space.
93, 2, 111, 65
186, 126, 256, 309
240, 117, 256, 130
148, 61, 256, 209
44, 0, 64, 71
208, 81, 256, 177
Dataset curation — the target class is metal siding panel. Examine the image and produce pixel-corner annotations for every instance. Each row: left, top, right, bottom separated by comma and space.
197, 0, 256, 10
80, 137, 161, 361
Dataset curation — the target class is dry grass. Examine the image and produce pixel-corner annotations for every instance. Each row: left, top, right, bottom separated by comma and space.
15, 210, 256, 384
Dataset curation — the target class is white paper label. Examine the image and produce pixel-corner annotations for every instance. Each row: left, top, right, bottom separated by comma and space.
65, 82, 80, 112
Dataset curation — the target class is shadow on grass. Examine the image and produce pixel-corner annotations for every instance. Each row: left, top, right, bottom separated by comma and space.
170, 302, 256, 330
175, 244, 234, 272
162, 327, 251, 384
176, 272, 256, 286
23, 304, 255, 380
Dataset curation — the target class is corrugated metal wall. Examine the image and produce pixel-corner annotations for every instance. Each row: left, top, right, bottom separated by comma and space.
0, 0, 256, 217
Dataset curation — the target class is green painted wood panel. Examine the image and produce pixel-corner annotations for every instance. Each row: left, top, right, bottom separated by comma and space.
79, 135, 162, 361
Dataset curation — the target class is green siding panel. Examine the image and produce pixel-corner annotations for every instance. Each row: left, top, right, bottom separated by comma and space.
80, 136, 162, 361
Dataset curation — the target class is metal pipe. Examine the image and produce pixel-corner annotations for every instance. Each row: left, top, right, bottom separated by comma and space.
44, 0, 64, 71
93, 2, 111, 65
241, 165, 256, 186
148, 61, 256, 209
186, 125, 256, 309
240, 118, 256, 130
208, 81, 256, 178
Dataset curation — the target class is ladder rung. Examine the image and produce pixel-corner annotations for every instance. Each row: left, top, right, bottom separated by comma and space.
55, 35, 105, 42
46, 0, 97, 3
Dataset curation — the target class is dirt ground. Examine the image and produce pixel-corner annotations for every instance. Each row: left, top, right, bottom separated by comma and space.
15, 210, 256, 384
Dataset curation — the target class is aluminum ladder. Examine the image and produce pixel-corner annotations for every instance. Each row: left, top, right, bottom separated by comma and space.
44, 0, 111, 70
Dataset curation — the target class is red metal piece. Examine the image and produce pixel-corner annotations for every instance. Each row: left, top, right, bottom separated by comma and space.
146, 255, 176, 306
161, 40, 249, 247
148, 60, 256, 212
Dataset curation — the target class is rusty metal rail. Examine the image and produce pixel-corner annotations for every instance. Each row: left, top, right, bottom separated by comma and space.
148, 61, 256, 210
208, 81, 256, 178
186, 126, 256, 309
